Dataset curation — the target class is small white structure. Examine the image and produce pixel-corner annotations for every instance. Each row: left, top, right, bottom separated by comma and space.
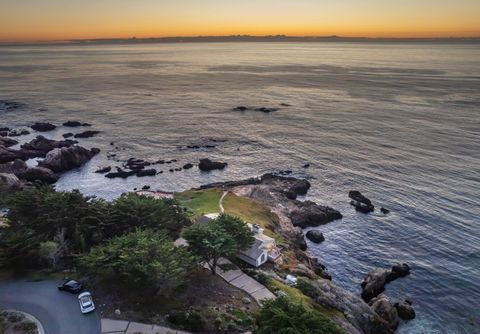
285, 274, 298, 286
237, 223, 278, 268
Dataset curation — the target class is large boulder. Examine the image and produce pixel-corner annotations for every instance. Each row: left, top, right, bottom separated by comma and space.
198, 158, 227, 171
0, 145, 24, 163
0, 159, 28, 175
0, 137, 18, 148
349, 190, 375, 213
305, 230, 325, 243
361, 268, 389, 302
308, 278, 392, 334
21, 136, 76, 156
369, 294, 399, 330
361, 264, 411, 302
290, 201, 343, 228
40, 146, 99, 173
31, 122, 56, 132
0, 173, 22, 193
395, 300, 416, 320
17, 167, 58, 184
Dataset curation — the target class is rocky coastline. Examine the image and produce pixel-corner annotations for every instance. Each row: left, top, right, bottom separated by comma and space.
1, 117, 415, 334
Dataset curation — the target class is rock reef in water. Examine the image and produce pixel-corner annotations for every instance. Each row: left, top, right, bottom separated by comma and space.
305, 230, 325, 243
74, 130, 100, 138
39, 146, 100, 173
349, 190, 375, 213
198, 158, 227, 171
361, 263, 411, 302
30, 122, 56, 132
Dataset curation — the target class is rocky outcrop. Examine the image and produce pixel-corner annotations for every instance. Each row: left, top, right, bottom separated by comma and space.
105, 169, 136, 179
6, 129, 30, 137
233, 106, 279, 113
74, 130, 100, 138
62, 121, 91, 127
0, 173, 22, 193
198, 158, 227, 171
31, 122, 56, 132
395, 300, 416, 320
305, 230, 325, 243
369, 294, 399, 330
307, 278, 393, 334
0, 137, 18, 148
349, 190, 375, 213
21, 136, 76, 156
136, 169, 157, 177
183, 163, 194, 170
290, 201, 342, 228
95, 166, 111, 174
39, 146, 100, 173
17, 167, 58, 184
0, 145, 25, 163
361, 263, 411, 302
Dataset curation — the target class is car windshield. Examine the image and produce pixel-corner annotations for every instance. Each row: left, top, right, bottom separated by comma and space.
66, 280, 78, 287
80, 296, 92, 306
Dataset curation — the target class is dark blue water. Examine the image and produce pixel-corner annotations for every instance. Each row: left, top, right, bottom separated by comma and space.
1, 42, 479, 333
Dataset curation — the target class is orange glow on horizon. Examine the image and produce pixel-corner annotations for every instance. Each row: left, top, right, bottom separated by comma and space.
1, 0, 479, 42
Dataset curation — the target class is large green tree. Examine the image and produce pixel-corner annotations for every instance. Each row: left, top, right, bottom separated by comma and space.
80, 229, 197, 295
0, 188, 191, 269
184, 214, 254, 275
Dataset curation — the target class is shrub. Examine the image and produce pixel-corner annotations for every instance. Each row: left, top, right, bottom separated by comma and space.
297, 277, 318, 298
256, 296, 344, 334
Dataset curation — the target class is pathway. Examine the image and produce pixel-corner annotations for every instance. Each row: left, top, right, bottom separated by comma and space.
101, 319, 191, 334
219, 191, 227, 213
206, 258, 276, 305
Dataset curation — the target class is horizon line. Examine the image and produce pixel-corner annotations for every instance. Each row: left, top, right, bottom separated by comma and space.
2, 34, 480, 46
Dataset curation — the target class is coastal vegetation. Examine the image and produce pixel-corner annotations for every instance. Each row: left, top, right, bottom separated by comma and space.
184, 214, 254, 275
80, 230, 198, 296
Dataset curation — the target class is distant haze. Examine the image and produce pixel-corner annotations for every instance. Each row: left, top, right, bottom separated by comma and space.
1, 0, 480, 42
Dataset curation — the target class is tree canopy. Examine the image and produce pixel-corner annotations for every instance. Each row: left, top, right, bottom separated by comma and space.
80, 229, 197, 295
184, 214, 254, 274
0, 187, 190, 269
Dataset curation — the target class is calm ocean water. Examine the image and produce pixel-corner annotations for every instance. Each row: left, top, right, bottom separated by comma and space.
1, 42, 479, 333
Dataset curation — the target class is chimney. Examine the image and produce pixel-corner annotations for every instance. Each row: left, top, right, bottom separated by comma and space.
252, 224, 262, 234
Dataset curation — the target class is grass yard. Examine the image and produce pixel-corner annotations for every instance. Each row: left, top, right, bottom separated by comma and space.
174, 188, 223, 216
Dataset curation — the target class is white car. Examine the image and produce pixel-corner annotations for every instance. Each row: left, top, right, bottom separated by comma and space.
78, 292, 95, 314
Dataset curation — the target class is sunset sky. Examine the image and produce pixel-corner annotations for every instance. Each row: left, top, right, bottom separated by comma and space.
1, 0, 479, 42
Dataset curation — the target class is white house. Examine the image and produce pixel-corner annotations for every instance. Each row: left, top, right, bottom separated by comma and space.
195, 214, 281, 268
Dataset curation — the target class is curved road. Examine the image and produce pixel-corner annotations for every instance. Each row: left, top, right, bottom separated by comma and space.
0, 279, 101, 334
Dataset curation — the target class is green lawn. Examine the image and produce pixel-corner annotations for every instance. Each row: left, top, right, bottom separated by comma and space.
174, 188, 223, 216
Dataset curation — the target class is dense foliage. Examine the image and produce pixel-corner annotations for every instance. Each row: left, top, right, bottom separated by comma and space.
0, 187, 190, 269
256, 296, 344, 334
80, 229, 197, 295
184, 214, 254, 275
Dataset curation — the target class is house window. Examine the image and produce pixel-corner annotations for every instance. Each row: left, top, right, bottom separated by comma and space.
261, 254, 266, 263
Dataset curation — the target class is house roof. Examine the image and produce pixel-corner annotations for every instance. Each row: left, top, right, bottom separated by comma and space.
239, 239, 265, 260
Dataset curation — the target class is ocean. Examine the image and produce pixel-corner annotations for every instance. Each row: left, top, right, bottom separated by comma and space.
1, 42, 479, 333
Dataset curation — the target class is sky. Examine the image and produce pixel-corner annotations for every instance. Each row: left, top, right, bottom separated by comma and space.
1, 0, 479, 42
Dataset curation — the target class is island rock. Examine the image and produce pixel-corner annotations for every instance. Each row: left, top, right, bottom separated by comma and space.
305, 230, 325, 243
349, 190, 375, 213
31, 122, 56, 132
198, 158, 227, 171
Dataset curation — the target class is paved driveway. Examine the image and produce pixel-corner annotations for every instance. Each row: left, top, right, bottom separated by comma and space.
0, 279, 101, 334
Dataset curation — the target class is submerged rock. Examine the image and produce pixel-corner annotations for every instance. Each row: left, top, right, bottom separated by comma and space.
136, 169, 157, 177
40, 146, 100, 173
380, 207, 390, 215
349, 190, 375, 213
74, 130, 100, 138
63, 121, 91, 127
0, 100, 25, 112
183, 163, 194, 170
94, 166, 112, 174
63, 133, 74, 138
198, 158, 227, 171
305, 230, 325, 243
31, 122, 56, 132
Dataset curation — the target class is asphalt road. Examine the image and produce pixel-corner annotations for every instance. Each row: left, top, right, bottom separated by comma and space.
0, 279, 101, 334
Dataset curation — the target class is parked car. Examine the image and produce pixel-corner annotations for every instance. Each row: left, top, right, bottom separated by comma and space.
78, 292, 95, 314
57, 279, 83, 294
